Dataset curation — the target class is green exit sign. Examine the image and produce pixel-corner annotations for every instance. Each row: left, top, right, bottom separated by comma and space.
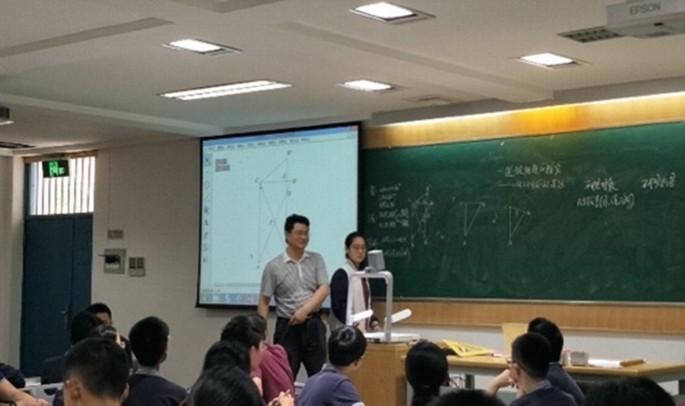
42, 160, 70, 178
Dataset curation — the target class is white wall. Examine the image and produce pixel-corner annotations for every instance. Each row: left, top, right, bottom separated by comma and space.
0, 157, 24, 365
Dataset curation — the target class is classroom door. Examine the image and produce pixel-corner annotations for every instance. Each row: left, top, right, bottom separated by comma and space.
20, 215, 92, 376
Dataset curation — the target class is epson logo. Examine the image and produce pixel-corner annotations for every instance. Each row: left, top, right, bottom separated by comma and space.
630, 2, 661, 15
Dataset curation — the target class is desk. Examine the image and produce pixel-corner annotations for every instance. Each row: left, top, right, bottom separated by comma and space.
447, 356, 685, 402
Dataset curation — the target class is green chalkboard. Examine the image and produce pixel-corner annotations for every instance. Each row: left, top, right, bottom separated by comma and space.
362, 123, 685, 302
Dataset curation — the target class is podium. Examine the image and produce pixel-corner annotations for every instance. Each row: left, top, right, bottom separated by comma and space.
349, 342, 412, 406
345, 268, 418, 406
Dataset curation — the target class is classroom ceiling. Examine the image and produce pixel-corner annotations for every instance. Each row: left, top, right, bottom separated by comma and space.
1, 0, 685, 153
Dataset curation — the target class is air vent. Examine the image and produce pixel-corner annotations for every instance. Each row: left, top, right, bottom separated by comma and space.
0, 141, 35, 149
559, 26, 624, 43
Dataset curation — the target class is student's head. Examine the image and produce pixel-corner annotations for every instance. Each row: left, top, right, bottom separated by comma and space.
344, 231, 367, 268
585, 377, 675, 406
63, 337, 130, 406
406, 340, 448, 406
189, 365, 262, 406
70, 311, 103, 345
428, 389, 506, 406
202, 340, 251, 374
244, 313, 268, 340
128, 316, 169, 368
328, 325, 367, 368
86, 303, 113, 326
220, 315, 265, 371
284, 214, 309, 249
510, 332, 552, 382
527, 317, 564, 362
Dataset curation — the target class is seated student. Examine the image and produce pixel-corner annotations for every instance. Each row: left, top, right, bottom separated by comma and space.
0, 368, 48, 406
585, 377, 674, 406
87, 303, 134, 369
202, 340, 251, 373
488, 332, 576, 406
0, 362, 26, 388
245, 314, 295, 403
122, 317, 186, 406
196, 342, 292, 406
298, 325, 367, 406
188, 365, 262, 406
429, 389, 505, 406
405, 340, 449, 406
527, 317, 584, 405
220, 315, 294, 405
62, 337, 130, 406
42, 311, 103, 384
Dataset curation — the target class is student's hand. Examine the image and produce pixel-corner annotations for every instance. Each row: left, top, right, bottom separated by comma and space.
486, 369, 514, 395
16, 397, 49, 406
289, 308, 308, 325
267, 391, 294, 406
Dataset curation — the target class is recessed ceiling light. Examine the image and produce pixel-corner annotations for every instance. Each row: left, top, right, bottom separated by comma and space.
160, 80, 291, 101
518, 53, 578, 68
163, 39, 240, 55
0, 120, 14, 126
341, 79, 395, 92
351, 2, 433, 24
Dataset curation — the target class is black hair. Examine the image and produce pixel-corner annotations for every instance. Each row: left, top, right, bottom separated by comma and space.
202, 340, 251, 374
70, 311, 103, 345
86, 303, 112, 318
428, 389, 506, 406
189, 365, 262, 406
96, 325, 134, 369
63, 337, 129, 400
585, 377, 675, 406
528, 317, 564, 361
328, 325, 366, 367
284, 214, 309, 233
406, 340, 448, 406
511, 332, 552, 380
344, 231, 366, 261
220, 315, 262, 350
128, 316, 169, 367
245, 313, 267, 341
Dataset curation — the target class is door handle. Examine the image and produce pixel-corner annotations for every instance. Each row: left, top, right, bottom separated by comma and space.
62, 303, 70, 330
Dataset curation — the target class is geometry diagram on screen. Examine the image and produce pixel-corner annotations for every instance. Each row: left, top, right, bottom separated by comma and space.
409, 186, 434, 247
254, 150, 296, 268
461, 201, 486, 246
506, 205, 530, 246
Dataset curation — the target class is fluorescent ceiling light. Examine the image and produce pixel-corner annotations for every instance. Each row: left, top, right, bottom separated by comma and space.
351, 2, 432, 24
342, 79, 394, 92
353, 2, 415, 19
0, 119, 14, 126
518, 53, 576, 67
163, 39, 240, 55
160, 80, 291, 101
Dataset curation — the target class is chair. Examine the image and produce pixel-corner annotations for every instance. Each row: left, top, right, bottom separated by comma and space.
27, 383, 63, 404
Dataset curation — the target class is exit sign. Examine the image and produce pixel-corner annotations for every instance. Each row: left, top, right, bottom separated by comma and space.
42, 160, 70, 178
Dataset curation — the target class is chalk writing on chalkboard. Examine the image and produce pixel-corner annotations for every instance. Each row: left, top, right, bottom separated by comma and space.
362, 123, 685, 302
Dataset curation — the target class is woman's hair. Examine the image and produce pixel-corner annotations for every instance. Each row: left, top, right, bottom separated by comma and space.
189, 365, 262, 406
406, 340, 448, 406
343, 231, 367, 268
585, 377, 675, 406
202, 340, 251, 374
429, 389, 505, 406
